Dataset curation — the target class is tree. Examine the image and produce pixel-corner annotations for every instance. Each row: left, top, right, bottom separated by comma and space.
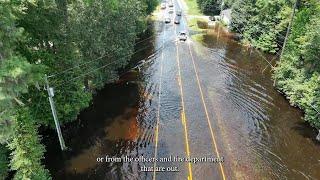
197, 0, 222, 15
273, 0, 320, 128
0, 145, 8, 180
231, 0, 294, 53
8, 108, 51, 180
0, 0, 158, 178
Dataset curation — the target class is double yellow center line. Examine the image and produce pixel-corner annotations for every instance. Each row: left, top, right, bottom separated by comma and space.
153, 21, 193, 180
153, 5, 227, 179
174, 25, 193, 180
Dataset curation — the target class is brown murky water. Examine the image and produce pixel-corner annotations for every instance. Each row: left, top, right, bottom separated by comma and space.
43, 4, 320, 180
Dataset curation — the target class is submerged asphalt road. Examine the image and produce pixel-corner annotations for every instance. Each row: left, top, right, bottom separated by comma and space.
153, 1, 228, 179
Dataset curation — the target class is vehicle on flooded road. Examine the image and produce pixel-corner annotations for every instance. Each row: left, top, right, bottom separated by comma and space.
178, 31, 187, 41
160, 3, 166, 9
164, 17, 171, 23
176, 10, 182, 16
174, 16, 181, 24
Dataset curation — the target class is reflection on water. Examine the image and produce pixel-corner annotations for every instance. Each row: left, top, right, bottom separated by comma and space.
195, 23, 320, 179
105, 108, 140, 141
63, 107, 140, 175
43, 20, 163, 179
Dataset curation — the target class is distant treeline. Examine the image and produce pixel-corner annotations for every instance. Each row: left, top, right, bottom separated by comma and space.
196, 0, 320, 129
0, 0, 157, 179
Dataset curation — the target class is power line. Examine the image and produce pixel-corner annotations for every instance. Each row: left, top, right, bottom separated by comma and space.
230, 15, 284, 49
53, 37, 175, 88
229, 20, 275, 68
280, 0, 298, 61
221, 3, 320, 117
229, 17, 296, 73
229, 0, 300, 67
48, 27, 159, 79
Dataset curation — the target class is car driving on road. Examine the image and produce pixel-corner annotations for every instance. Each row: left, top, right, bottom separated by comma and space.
174, 16, 181, 24
178, 31, 187, 41
164, 17, 171, 23
168, 2, 173, 7
176, 10, 182, 16
161, 3, 166, 9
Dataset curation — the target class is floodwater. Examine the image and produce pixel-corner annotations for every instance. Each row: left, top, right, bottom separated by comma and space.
43, 1, 320, 179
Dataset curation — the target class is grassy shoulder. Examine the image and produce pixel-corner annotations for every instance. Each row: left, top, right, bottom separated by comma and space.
188, 17, 207, 31
184, 0, 202, 15
188, 17, 209, 42
182, 0, 208, 41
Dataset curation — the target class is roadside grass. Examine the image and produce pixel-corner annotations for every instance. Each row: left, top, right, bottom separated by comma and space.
191, 33, 204, 42
182, 0, 208, 43
184, 0, 202, 15
188, 17, 208, 32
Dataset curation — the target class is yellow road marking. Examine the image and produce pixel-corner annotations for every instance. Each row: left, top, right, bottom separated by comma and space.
187, 42, 227, 180
153, 23, 165, 180
175, 25, 193, 180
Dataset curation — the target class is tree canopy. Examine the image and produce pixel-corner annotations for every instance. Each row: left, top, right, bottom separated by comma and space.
273, 0, 320, 128
0, 0, 157, 179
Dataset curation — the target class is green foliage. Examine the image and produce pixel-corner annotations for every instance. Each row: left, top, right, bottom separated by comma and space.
8, 108, 51, 180
144, 0, 159, 14
0, 55, 43, 143
0, 145, 9, 180
0, 0, 157, 178
231, 0, 294, 53
69, 0, 145, 89
223, 0, 235, 8
197, 0, 222, 15
274, 0, 320, 128
0, 1, 23, 60
184, 0, 202, 15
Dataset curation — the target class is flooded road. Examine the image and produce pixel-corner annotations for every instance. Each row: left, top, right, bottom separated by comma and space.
44, 0, 320, 179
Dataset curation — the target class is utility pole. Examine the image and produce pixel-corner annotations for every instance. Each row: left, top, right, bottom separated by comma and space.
45, 75, 67, 151
280, 0, 298, 61
220, 0, 224, 16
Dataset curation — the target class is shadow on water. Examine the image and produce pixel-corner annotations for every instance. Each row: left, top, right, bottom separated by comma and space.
42, 20, 162, 179
43, 83, 142, 179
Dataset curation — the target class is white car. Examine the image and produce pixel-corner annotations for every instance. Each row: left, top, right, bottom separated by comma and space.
164, 17, 171, 23
168, 2, 174, 7
178, 31, 187, 41
160, 3, 166, 9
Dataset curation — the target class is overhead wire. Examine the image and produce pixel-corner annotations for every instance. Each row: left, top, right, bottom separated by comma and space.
223, 4, 320, 115
228, 0, 301, 70
52, 36, 176, 88
48, 23, 158, 79
230, 15, 285, 48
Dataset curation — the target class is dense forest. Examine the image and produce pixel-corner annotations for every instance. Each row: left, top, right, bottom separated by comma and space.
195, 0, 320, 129
273, 0, 320, 128
0, 0, 157, 179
